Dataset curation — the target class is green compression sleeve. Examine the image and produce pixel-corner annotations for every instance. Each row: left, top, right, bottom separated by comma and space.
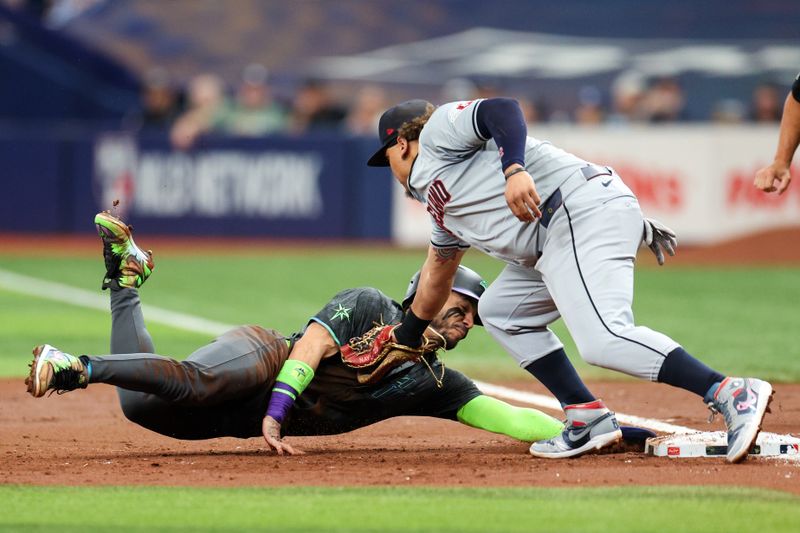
456, 395, 564, 442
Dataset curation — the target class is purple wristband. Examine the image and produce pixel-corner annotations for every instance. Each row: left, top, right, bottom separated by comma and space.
266, 382, 299, 424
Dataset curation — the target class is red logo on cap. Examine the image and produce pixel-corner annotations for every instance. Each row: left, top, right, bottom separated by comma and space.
386, 128, 395, 135
667, 446, 680, 456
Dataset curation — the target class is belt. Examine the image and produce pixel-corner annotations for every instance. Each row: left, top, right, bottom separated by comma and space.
539, 165, 612, 228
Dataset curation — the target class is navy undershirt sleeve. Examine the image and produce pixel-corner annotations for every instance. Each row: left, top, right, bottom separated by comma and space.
792, 73, 800, 103
475, 98, 527, 171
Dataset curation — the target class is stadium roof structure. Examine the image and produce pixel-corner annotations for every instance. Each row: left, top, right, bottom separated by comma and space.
56, 0, 800, 86
50, 0, 800, 119
311, 28, 800, 84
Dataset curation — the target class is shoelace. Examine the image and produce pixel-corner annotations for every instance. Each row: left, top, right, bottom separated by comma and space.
706, 401, 733, 427
706, 402, 718, 423
48, 368, 84, 395
102, 244, 122, 274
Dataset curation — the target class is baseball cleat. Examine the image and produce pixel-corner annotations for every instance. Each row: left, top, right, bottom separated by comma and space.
529, 399, 622, 458
94, 211, 154, 290
706, 377, 774, 463
25, 344, 88, 398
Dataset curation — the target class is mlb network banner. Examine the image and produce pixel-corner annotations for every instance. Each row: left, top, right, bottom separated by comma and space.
94, 135, 354, 238
393, 126, 800, 246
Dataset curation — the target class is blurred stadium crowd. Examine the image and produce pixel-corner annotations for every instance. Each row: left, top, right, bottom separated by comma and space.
130, 66, 785, 151
1, 0, 798, 243
2, 0, 794, 151
131, 67, 786, 151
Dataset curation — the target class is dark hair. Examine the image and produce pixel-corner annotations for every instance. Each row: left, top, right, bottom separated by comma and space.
398, 103, 435, 141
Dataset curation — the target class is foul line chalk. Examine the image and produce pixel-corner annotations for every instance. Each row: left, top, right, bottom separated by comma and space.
0, 268, 234, 336
471, 380, 697, 434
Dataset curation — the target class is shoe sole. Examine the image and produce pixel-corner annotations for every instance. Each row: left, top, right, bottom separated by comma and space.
727, 381, 774, 464
529, 429, 623, 459
94, 212, 132, 242
25, 344, 51, 398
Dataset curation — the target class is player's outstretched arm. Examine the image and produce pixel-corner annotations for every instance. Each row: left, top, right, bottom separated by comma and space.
456, 395, 563, 442
394, 246, 465, 347
262, 323, 338, 455
754, 82, 800, 195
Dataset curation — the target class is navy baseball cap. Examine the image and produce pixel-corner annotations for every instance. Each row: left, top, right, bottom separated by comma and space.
366, 99, 433, 167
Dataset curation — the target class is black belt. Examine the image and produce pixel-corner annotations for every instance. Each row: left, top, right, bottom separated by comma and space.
539, 189, 563, 228
539, 165, 612, 228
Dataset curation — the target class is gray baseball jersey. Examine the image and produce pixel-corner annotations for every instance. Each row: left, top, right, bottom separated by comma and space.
408, 99, 680, 379
408, 99, 588, 266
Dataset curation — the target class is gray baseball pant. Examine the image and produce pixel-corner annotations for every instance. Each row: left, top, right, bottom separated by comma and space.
479, 172, 680, 381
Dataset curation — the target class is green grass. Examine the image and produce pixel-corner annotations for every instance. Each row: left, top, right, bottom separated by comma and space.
0, 485, 797, 532
1, 251, 799, 381
1, 252, 798, 531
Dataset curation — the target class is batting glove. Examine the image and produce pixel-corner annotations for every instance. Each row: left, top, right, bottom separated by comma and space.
643, 218, 677, 266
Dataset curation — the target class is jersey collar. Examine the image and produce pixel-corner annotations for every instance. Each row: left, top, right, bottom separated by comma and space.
406, 154, 424, 202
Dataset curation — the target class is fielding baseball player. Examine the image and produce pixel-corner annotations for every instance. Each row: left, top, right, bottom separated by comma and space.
367, 98, 774, 463
25, 212, 571, 455
754, 71, 799, 194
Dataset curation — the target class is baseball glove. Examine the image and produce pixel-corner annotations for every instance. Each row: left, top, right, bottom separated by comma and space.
340, 324, 446, 385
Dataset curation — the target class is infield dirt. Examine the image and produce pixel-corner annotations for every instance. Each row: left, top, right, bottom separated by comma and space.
2, 379, 798, 493
2, 227, 800, 264
2, 230, 799, 493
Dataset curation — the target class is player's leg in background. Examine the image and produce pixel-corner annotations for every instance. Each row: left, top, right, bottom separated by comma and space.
26, 211, 156, 400
106, 286, 164, 429
479, 263, 596, 406
92, 210, 287, 404
92, 210, 156, 355
93, 209, 173, 424
110, 288, 155, 354
84, 213, 287, 438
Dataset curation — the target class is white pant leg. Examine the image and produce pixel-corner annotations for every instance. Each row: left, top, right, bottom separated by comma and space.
537, 177, 680, 381
478, 263, 564, 367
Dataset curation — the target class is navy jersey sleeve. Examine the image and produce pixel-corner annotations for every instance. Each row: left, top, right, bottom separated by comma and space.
309, 287, 404, 346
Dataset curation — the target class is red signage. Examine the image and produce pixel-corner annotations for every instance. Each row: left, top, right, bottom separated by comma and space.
667, 446, 681, 457
608, 163, 684, 210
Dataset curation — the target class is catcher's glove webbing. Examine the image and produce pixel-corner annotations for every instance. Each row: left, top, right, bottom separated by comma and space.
340, 324, 446, 385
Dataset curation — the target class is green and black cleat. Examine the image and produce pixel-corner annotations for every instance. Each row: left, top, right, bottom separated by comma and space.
25, 344, 88, 398
94, 211, 154, 290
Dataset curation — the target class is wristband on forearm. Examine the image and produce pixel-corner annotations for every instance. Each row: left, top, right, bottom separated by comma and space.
266, 359, 315, 424
393, 309, 431, 348
504, 167, 527, 181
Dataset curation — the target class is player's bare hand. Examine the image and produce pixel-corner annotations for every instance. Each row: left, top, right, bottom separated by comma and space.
262, 416, 304, 456
754, 162, 792, 194
504, 170, 541, 222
